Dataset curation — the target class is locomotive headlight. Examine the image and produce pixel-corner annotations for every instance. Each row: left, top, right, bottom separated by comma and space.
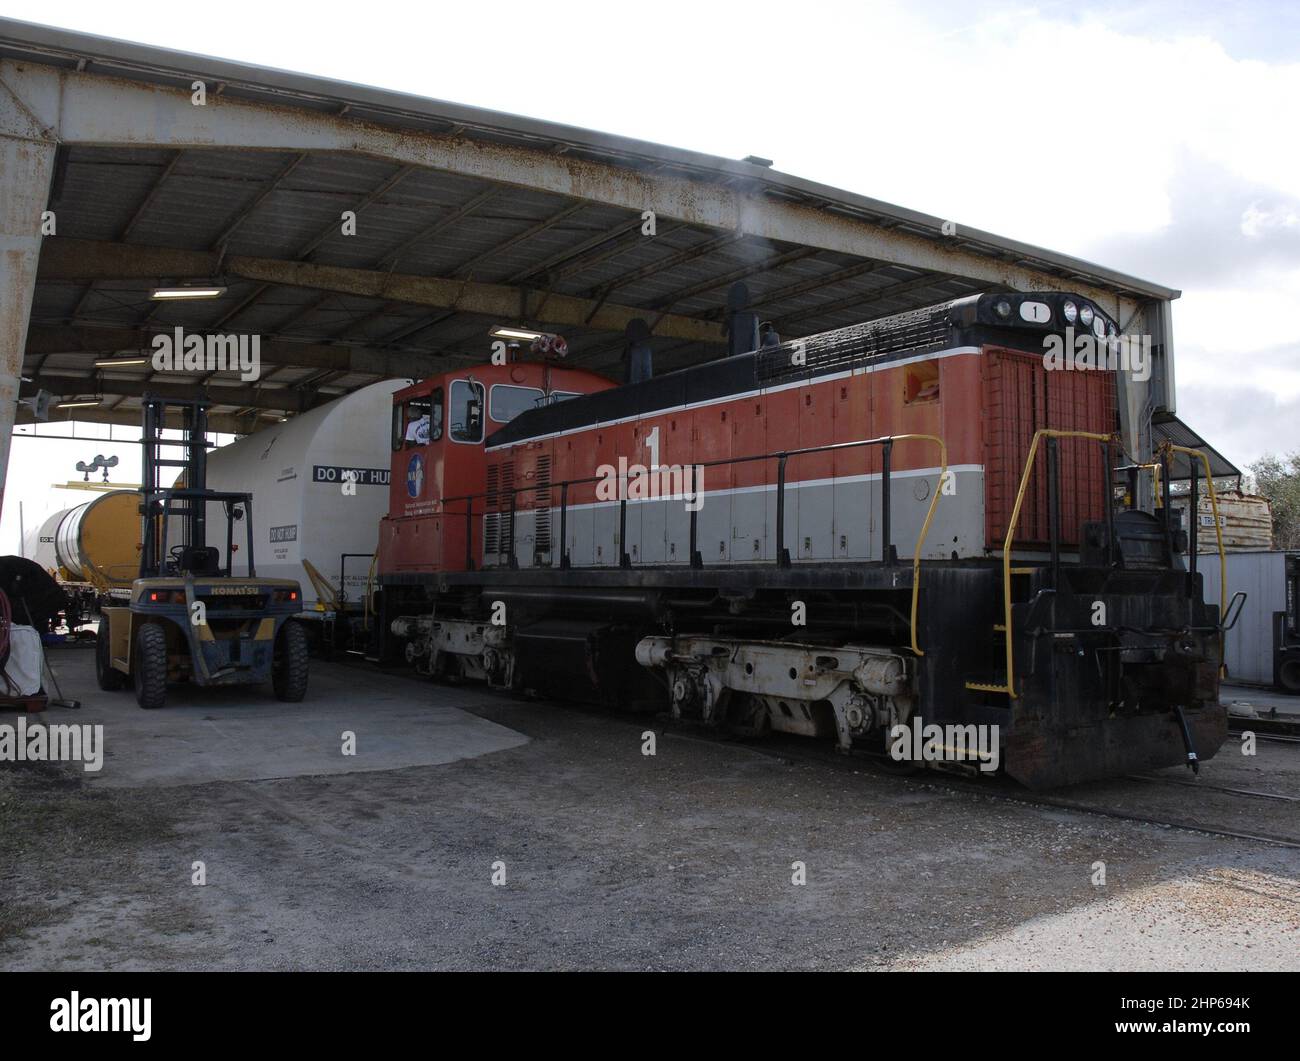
1062, 300, 1078, 324
1079, 304, 1095, 328
994, 298, 1012, 319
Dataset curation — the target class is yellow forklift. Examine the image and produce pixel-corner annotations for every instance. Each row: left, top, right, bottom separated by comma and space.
96, 396, 308, 708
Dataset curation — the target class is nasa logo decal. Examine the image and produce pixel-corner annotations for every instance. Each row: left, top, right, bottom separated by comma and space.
406, 453, 425, 498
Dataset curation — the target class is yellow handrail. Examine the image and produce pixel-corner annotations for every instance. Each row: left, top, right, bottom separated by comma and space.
992, 428, 1114, 697
1161, 443, 1227, 675
1126, 462, 1163, 506
888, 433, 949, 656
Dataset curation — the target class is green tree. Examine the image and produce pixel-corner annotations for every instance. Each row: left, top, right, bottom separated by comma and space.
1248, 451, 1300, 550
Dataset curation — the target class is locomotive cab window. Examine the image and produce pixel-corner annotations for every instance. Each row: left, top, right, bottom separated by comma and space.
392, 389, 442, 450
449, 380, 486, 443
489, 385, 545, 424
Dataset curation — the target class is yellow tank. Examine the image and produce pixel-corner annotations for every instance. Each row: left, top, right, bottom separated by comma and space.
53, 490, 141, 590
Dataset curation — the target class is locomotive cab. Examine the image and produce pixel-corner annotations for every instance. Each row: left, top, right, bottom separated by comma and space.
378, 359, 614, 577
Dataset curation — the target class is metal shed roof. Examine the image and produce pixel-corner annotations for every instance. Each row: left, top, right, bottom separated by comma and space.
1153, 414, 1242, 481
1, 17, 1180, 436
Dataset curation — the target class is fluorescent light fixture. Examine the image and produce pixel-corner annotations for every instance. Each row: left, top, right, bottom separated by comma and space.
94, 356, 150, 367
150, 285, 227, 301
55, 398, 102, 409
489, 325, 544, 342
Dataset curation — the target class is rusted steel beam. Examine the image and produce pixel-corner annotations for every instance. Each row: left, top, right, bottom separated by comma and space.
37, 239, 726, 344
24, 323, 442, 376
207, 163, 419, 331
15, 403, 262, 436
329, 198, 586, 344
23, 371, 331, 413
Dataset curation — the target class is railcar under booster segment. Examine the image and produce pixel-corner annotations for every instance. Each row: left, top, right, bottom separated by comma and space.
374, 294, 1229, 789
196, 379, 409, 613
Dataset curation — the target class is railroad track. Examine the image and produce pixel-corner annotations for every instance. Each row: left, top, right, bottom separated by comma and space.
1124, 773, 1300, 803
348, 657, 1300, 849
1229, 714, 1300, 741
661, 727, 1300, 850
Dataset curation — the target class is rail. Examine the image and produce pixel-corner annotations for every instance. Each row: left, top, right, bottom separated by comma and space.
436, 432, 949, 656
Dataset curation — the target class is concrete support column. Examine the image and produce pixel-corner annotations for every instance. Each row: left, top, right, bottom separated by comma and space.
0, 132, 56, 520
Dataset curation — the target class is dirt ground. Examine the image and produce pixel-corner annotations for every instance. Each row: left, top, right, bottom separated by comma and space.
1, 648, 1297, 971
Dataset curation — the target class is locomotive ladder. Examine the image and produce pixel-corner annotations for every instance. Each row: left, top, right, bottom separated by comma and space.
965, 428, 1115, 698
1160, 441, 1228, 677
972, 429, 1232, 696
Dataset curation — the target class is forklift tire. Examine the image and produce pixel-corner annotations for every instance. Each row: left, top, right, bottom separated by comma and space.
95, 622, 127, 691
273, 620, 309, 702
133, 623, 168, 710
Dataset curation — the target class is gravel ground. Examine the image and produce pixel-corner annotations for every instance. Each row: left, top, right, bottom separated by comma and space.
1, 656, 1297, 971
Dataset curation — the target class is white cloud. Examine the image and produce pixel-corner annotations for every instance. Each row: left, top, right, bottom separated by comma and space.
1241, 202, 1300, 238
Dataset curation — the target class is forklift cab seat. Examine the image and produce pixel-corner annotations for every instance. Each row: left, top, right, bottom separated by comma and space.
171, 545, 221, 575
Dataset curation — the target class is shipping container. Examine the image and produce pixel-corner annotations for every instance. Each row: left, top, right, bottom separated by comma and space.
1172, 489, 1273, 552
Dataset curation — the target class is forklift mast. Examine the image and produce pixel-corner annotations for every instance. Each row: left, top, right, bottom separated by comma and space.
138, 394, 254, 579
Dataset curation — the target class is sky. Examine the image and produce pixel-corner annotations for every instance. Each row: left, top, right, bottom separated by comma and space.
2, 0, 1297, 553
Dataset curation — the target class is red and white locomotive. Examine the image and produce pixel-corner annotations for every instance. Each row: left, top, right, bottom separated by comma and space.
375, 293, 1227, 788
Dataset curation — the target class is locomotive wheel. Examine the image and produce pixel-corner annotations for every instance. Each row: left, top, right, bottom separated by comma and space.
95, 622, 127, 691
876, 729, 921, 775
725, 693, 771, 739
133, 624, 168, 710
272, 621, 309, 702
